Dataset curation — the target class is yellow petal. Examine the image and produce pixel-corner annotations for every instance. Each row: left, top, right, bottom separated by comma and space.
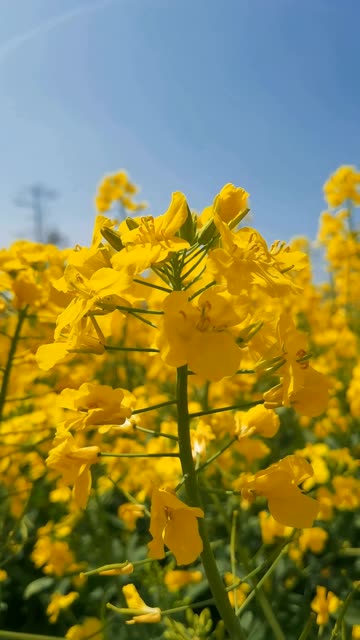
188, 331, 240, 381
163, 509, 203, 565
268, 490, 319, 528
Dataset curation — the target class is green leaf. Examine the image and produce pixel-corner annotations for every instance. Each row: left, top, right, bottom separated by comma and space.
24, 577, 54, 599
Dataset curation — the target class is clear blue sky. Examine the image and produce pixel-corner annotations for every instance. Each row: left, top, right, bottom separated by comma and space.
0, 0, 359, 253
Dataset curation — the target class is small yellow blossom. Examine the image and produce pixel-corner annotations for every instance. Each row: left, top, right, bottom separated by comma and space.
298, 527, 328, 554
46, 591, 79, 623
66, 617, 103, 640
148, 487, 204, 565
235, 404, 280, 439
259, 511, 293, 545
122, 584, 161, 624
164, 569, 203, 592
311, 586, 341, 626
59, 382, 135, 433
46, 432, 99, 509
118, 502, 145, 531
224, 573, 251, 608
241, 455, 319, 528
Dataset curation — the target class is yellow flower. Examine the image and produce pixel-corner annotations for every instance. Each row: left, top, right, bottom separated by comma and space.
59, 382, 135, 433
54, 265, 133, 340
241, 455, 319, 528
207, 218, 301, 297
36, 317, 105, 371
214, 183, 249, 223
118, 502, 145, 531
164, 569, 203, 592
46, 432, 99, 509
259, 511, 293, 545
264, 314, 330, 417
224, 573, 251, 608
235, 404, 280, 439
148, 487, 204, 565
94, 170, 146, 214
324, 165, 360, 208
66, 617, 103, 640
0, 569, 8, 582
311, 586, 341, 625
122, 584, 161, 624
298, 527, 328, 554
46, 591, 79, 624
158, 289, 246, 381
31, 537, 82, 577
112, 192, 189, 272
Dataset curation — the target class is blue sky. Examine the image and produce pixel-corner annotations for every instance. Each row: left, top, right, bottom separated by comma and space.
0, 0, 359, 259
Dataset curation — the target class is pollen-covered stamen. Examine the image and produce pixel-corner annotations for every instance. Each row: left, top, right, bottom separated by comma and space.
135, 216, 156, 244
66, 272, 93, 298
197, 301, 212, 332
296, 348, 310, 369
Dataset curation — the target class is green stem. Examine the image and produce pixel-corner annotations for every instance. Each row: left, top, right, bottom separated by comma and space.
176, 365, 246, 640
99, 452, 179, 458
231, 510, 239, 613
115, 305, 163, 315
197, 436, 238, 474
330, 587, 358, 640
189, 400, 263, 418
237, 542, 290, 617
133, 400, 176, 414
104, 345, 159, 353
133, 278, 172, 293
0, 633, 67, 640
189, 280, 217, 300
181, 252, 207, 282
297, 613, 316, 640
129, 311, 158, 328
133, 424, 178, 441
0, 306, 28, 422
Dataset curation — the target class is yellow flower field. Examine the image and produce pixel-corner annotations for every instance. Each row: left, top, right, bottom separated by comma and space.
1, 167, 360, 640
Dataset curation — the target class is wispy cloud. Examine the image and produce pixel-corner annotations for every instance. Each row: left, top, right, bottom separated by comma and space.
0, 0, 113, 62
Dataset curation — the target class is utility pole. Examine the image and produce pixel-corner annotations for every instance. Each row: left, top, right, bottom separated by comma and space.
15, 184, 57, 243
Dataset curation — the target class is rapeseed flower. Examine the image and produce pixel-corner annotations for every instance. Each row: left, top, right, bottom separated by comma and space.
122, 584, 161, 624
241, 455, 319, 528
148, 488, 204, 565
46, 432, 99, 508
158, 289, 246, 380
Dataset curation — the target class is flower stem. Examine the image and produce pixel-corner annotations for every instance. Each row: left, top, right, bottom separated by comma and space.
189, 400, 263, 418
133, 424, 178, 441
297, 613, 316, 640
0, 633, 66, 640
99, 452, 179, 458
133, 277, 172, 293
115, 305, 163, 315
133, 400, 176, 414
104, 345, 160, 353
197, 436, 238, 473
176, 365, 246, 639
0, 306, 28, 422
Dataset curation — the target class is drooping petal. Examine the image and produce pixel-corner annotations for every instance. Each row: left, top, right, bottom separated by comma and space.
163, 509, 203, 565
268, 489, 319, 528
